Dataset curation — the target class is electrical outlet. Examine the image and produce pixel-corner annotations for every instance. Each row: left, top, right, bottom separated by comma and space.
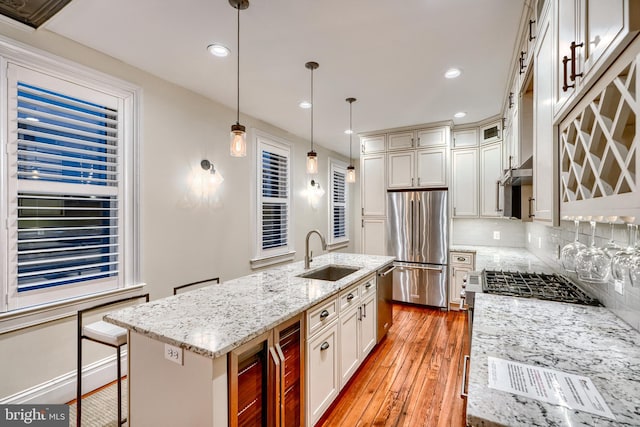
493, 231, 501, 240
614, 281, 624, 295
528, 233, 531, 243
537, 237, 542, 249
164, 343, 183, 365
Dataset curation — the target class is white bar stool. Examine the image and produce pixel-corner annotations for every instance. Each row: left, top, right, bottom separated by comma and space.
76, 293, 149, 427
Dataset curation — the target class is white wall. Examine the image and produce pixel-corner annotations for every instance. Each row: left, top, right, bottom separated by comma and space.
0, 23, 356, 400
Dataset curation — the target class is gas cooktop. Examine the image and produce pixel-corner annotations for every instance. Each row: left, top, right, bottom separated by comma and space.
482, 270, 601, 306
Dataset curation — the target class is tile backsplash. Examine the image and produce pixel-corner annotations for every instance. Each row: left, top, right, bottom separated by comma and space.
525, 220, 640, 332
451, 218, 527, 247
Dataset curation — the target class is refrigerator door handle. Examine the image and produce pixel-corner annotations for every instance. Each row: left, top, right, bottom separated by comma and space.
395, 262, 443, 272
416, 196, 421, 258
409, 198, 414, 259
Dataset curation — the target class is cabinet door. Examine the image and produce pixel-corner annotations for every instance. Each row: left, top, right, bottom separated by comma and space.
361, 218, 386, 256
307, 321, 339, 426
360, 293, 377, 357
451, 149, 478, 217
388, 151, 415, 188
388, 131, 415, 151
361, 154, 386, 216
450, 266, 472, 306
480, 142, 503, 217
338, 306, 360, 389
510, 102, 520, 168
502, 117, 512, 171
554, 0, 578, 114
452, 129, 478, 148
416, 148, 447, 187
275, 316, 304, 427
361, 135, 386, 154
534, 11, 556, 222
417, 127, 448, 148
582, 0, 632, 74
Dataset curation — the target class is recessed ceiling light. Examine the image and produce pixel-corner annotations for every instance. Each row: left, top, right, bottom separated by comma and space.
344, 129, 354, 135
299, 101, 312, 109
454, 112, 467, 118
207, 43, 230, 57
445, 68, 462, 79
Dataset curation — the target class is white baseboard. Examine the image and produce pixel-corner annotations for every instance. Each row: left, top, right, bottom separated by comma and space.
0, 351, 127, 405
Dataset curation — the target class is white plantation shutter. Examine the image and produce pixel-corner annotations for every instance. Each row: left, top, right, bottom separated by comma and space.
329, 160, 349, 245
257, 137, 292, 257
5, 62, 128, 310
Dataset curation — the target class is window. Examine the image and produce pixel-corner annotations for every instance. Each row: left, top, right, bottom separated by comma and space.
1, 49, 140, 314
252, 131, 294, 267
328, 158, 349, 246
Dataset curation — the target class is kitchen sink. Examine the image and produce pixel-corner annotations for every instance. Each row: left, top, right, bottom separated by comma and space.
297, 265, 360, 281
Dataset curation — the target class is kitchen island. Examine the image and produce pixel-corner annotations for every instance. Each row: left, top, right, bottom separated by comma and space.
467, 292, 640, 426
105, 253, 394, 426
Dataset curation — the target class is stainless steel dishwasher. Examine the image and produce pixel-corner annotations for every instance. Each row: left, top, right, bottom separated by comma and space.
377, 264, 395, 342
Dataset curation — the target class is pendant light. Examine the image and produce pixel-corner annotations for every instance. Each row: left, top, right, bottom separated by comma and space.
229, 0, 249, 157
345, 97, 357, 183
305, 61, 319, 174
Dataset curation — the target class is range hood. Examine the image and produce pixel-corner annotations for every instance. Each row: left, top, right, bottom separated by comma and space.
500, 156, 533, 186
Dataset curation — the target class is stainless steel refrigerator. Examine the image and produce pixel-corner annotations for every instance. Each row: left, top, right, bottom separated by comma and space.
387, 189, 448, 308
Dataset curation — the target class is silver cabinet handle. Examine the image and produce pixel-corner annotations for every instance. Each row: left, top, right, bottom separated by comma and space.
411, 177, 414, 186
528, 197, 535, 218
320, 309, 329, 319
320, 341, 330, 351
495, 180, 503, 212
456, 257, 467, 262
411, 137, 414, 147
417, 177, 421, 186
461, 355, 470, 397
363, 303, 367, 318
358, 306, 362, 321
275, 343, 286, 422
269, 345, 282, 426
346, 293, 355, 301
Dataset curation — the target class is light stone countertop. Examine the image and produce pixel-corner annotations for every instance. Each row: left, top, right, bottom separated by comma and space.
450, 245, 555, 273
467, 292, 640, 426
104, 253, 394, 359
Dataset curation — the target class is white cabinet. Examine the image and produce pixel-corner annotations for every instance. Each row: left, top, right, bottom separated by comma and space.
361, 218, 386, 256
533, 8, 556, 222
338, 304, 360, 388
416, 148, 447, 187
307, 321, 339, 426
479, 142, 503, 217
554, 0, 640, 117
387, 131, 414, 151
452, 129, 478, 148
360, 291, 377, 356
449, 251, 475, 308
387, 151, 415, 188
451, 149, 478, 217
361, 154, 386, 216
416, 127, 448, 148
361, 135, 386, 154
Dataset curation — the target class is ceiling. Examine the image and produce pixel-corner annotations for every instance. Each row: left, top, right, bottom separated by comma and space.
44, 0, 527, 157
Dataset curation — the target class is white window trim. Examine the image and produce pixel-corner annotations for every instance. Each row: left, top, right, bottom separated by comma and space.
328, 157, 350, 248
0, 34, 144, 332
250, 129, 295, 268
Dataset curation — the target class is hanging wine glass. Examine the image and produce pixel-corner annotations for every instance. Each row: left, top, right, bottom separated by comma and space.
602, 216, 622, 259
611, 219, 637, 288
561, 217, 587, 273
575, 219, 610, 283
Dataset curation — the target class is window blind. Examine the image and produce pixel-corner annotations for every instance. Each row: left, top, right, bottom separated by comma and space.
261, 149, 289, 250
15, 80, 119, 293
332, 170, 346, 239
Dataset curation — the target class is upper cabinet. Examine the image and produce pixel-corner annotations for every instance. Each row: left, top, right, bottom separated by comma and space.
452, 129, 478, 149
361, 153, 386, 216
480, 120, 502, 144
361, 135, 386, 154
554, 0, 640, 118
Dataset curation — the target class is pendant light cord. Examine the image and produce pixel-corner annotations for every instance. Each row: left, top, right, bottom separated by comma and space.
349, 101, 353, 164
310, 67, 314, 152
236, 4, 240, 125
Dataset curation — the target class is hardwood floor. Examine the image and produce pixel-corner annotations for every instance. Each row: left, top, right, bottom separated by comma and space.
317, 303, 469, 427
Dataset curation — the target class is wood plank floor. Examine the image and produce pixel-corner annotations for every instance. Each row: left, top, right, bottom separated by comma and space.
317, 303, 469, 427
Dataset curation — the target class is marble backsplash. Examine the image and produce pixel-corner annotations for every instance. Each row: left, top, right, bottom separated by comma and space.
525, 220, 640, 331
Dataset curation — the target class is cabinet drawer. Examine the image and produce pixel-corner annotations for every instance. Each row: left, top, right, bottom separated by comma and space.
450, 252, 474, 266
359, 278, 376, 298
307, 297, 338, 337
339, 285, 360, 312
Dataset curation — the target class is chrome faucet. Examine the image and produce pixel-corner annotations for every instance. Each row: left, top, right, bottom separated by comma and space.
304, 229, 327, 269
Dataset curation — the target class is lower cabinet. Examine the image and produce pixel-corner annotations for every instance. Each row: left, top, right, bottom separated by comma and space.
449, 251, 475, 309
229, 314, 304, 427
307, 321, 339, 426
307, 274, 378, 426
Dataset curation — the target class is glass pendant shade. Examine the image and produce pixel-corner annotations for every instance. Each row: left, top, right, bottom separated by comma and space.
306, 151, 318, 174
230, 123, 246, 157
346, 165, 356, 183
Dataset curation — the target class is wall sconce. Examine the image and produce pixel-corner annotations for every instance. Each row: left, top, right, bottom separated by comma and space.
201, 159, 224, 186
304, 178, 325, 209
